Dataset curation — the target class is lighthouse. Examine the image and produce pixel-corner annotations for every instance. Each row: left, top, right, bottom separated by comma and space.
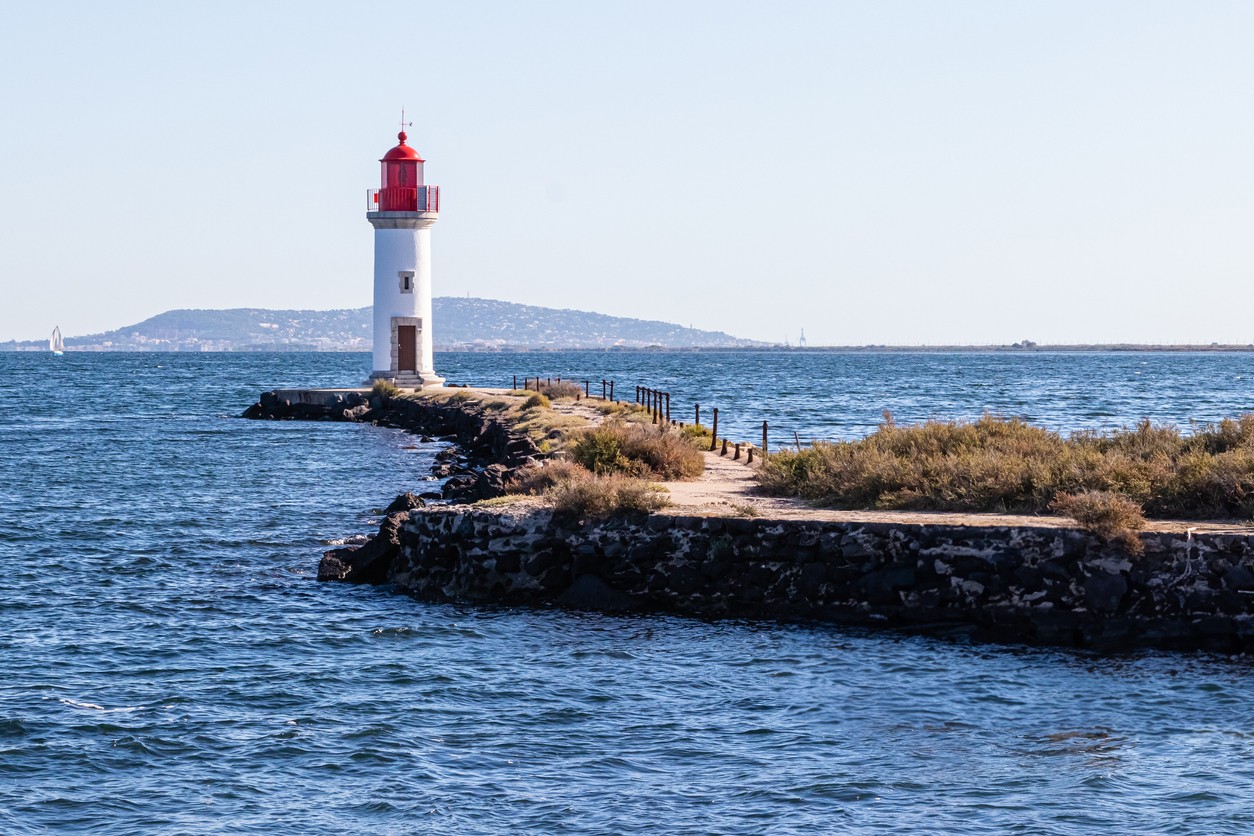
367, 128, 443, 388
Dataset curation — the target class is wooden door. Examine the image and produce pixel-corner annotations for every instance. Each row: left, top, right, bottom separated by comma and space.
397, 325, 417, 372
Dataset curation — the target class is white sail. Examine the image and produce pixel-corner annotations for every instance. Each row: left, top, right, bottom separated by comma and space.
50, 326, 64, 354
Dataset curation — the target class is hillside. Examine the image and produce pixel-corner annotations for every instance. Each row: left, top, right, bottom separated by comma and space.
4, 298, 764, 351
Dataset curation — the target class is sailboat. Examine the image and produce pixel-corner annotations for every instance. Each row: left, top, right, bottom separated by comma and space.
49, 326, 64, 356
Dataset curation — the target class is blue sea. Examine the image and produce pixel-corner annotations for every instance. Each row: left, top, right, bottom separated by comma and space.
3, 350, 1254, 834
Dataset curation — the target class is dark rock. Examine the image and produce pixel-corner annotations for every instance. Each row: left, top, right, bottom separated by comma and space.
442, 474, 478, 500
384, 492, 426, 514
668, 564, 703, 595
860, 566, 915, 603
1223, 565, 1254, 591
475, 464, 511, 500
1083, 571, 1128, 614
316, 510, 409, 584
558, 575, 636, 611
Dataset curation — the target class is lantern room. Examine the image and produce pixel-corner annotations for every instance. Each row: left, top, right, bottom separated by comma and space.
373, 131, 439, 212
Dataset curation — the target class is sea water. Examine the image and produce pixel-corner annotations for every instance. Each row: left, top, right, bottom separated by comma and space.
2, 351, 1253, 834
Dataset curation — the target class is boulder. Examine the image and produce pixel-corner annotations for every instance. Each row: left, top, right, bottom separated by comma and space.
384, 492, 426, 514
316, 511, 410, 583
475, 464, 511, 500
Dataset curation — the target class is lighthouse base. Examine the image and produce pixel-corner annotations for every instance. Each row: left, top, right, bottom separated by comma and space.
369, 370, 445, 390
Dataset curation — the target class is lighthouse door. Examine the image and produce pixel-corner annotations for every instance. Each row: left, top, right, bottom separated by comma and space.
397, 325, 417, 373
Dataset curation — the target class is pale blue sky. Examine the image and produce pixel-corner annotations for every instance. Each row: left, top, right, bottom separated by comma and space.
2, 1, 1253, 345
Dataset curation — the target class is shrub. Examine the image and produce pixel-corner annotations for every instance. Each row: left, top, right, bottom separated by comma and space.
371, 378, 399, 399
570, 421, 704, 480
509, 460, 588, 495
521, 393, 551, 411
539, 380, 582, 399
756, 413, 1254, 520
681, 424, 713, 441
508, 460, 668, 517
1050, 491, 1146, 556
545, 471, 669, 516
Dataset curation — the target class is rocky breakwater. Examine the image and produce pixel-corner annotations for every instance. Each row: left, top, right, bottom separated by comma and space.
330, 502, 1254, 651
243, 389, 543, 502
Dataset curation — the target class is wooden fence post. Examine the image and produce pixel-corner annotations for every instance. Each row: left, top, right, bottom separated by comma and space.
762, 421, 769, 459
513, 374, 517, 390
710, 408, 719, 451
665, 392, 670, 423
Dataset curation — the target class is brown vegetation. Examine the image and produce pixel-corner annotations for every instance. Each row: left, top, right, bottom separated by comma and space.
570, 420, 705, 480
521, 393, 551, 411
538, 380, 583, 399
370, 378, 399, 399
509, 460, 668, 516
1050, 491, 1146, 555
758, 413, 1254, 520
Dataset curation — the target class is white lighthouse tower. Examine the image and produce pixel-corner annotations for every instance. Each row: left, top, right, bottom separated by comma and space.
367, 127, 443, 388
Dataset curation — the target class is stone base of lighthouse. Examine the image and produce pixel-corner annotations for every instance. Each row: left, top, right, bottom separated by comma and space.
369, 370, 445, 389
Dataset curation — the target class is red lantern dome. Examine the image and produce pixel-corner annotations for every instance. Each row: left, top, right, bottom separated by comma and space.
382, 131, 425, 163
378, 131, 427, 211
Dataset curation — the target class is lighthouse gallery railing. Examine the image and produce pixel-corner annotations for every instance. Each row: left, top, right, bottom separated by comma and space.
366, 186, 440, 213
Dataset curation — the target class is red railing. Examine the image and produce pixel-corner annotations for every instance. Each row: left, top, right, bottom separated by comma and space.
366, 186, 439, 213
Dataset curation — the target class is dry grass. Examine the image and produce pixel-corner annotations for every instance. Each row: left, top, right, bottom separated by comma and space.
570, 420, 705, 480
758, 413, 1254, 520
590, 400, 652, 422
521, 393, 551, 411
371, 379, 399, 399
538, 380, 583, 399
1050, 491, 1146, 555
509, 460, 669, 516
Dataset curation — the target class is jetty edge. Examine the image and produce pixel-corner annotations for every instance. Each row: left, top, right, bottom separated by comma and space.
244, 386, 1254, 652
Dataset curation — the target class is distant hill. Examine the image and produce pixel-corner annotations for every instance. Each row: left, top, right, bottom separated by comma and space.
3, 298, 764, 351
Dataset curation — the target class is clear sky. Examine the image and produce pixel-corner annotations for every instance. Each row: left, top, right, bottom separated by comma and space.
2, 1, 1253, 345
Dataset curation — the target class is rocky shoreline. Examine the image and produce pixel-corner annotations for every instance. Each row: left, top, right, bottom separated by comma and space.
245, 389, 1254, 652
244, 389, 543, 502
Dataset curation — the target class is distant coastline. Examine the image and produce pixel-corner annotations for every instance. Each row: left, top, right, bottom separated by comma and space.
6, 342, 1254, 353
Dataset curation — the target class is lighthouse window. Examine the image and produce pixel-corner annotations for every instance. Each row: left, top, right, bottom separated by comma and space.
399, 271, 414, 293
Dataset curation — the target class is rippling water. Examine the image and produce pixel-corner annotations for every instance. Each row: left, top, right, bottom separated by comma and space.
3, 351, 1254, 834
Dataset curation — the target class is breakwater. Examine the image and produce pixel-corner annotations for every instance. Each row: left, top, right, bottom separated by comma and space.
327, 502, 1254, 652
247, 388, 1254, 651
